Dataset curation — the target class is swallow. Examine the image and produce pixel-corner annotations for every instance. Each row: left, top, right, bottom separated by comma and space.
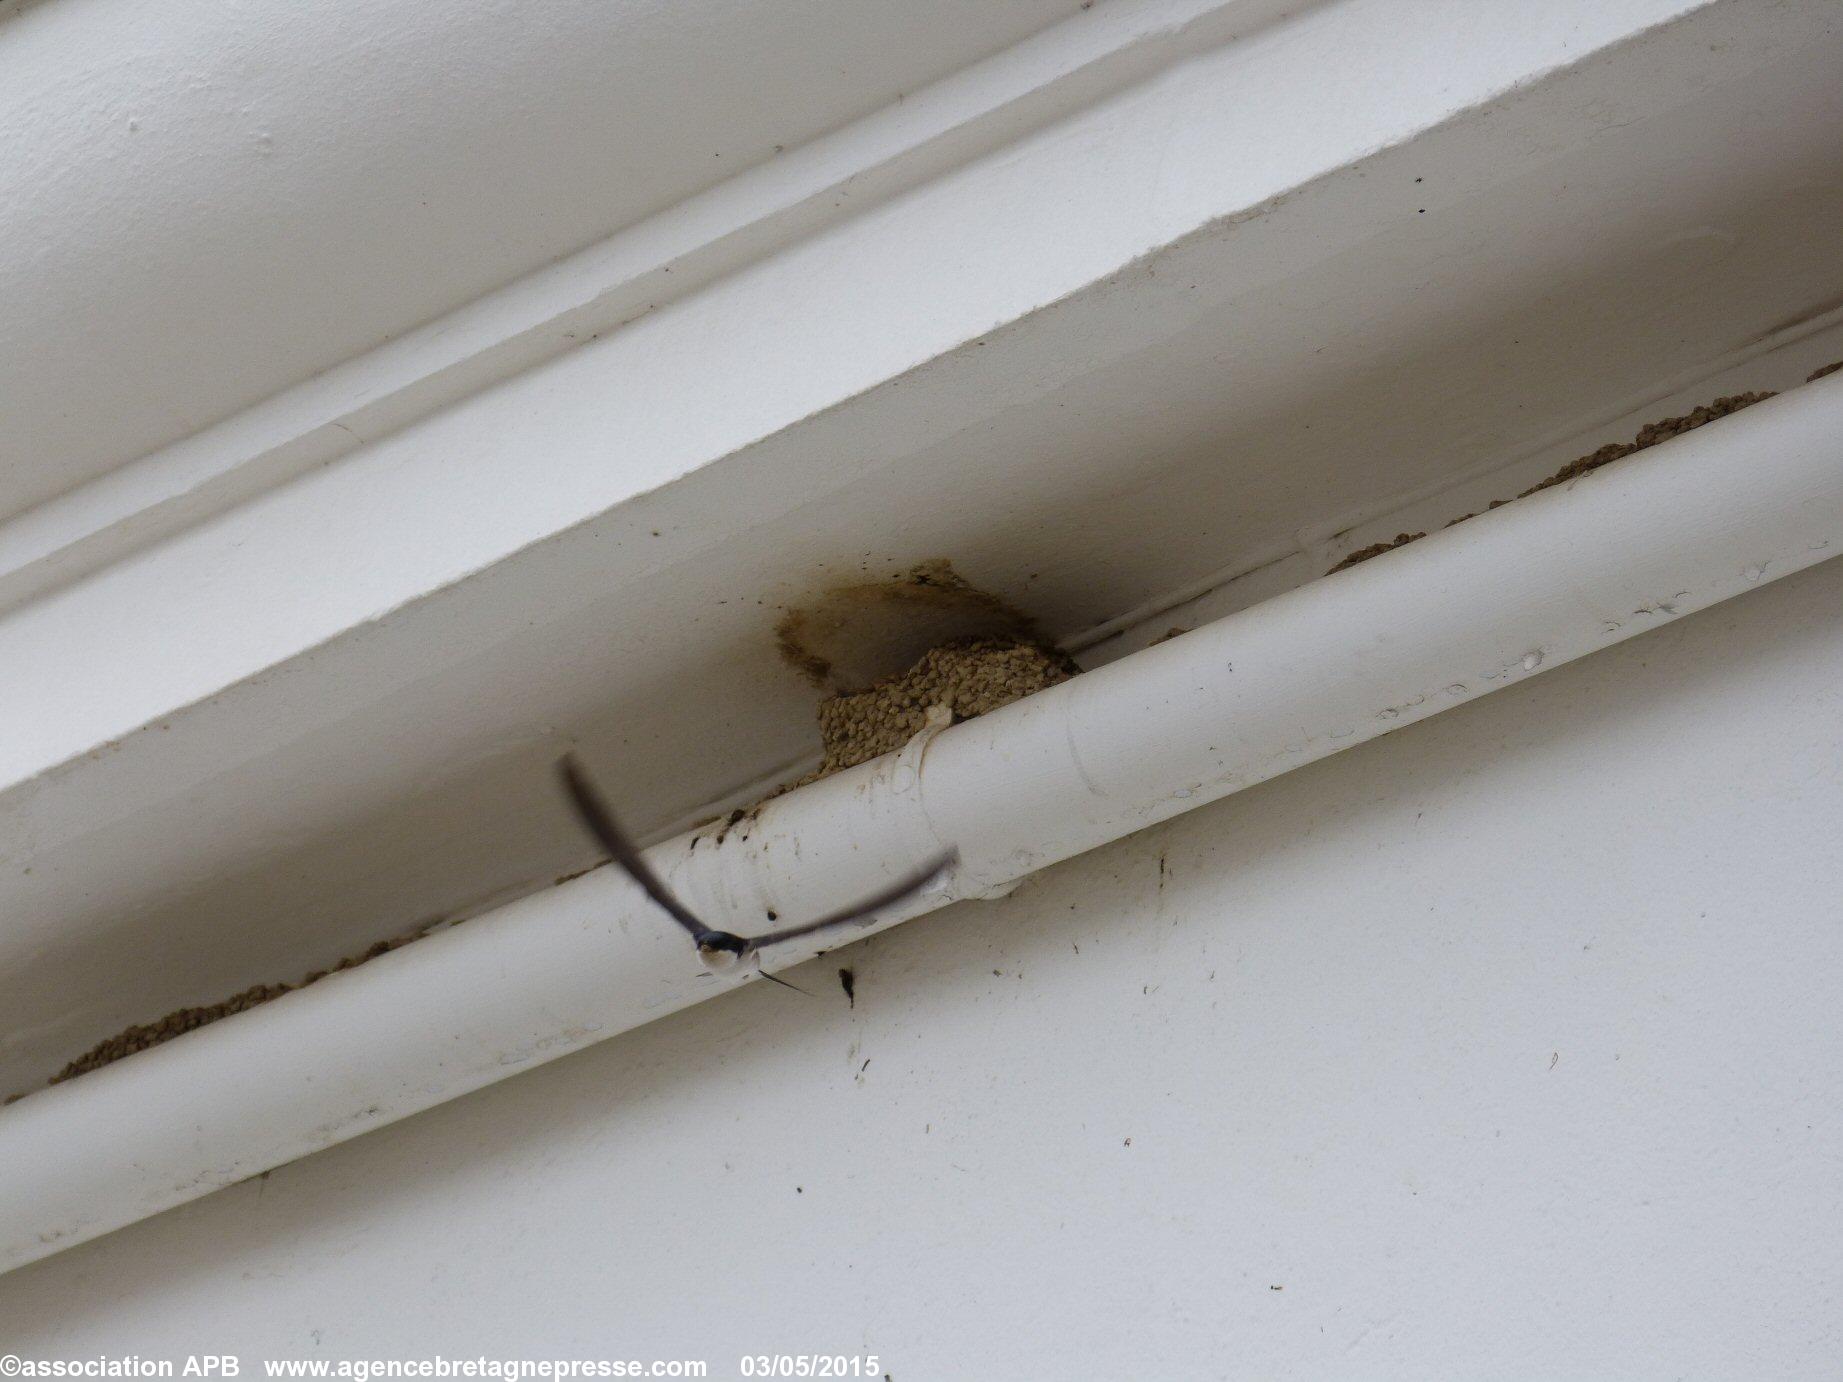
559, 755, 956, 975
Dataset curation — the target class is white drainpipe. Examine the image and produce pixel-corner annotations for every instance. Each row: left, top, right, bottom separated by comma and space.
4, 375, 1840, 1272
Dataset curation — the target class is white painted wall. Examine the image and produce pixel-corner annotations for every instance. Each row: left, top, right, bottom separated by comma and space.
0, 0, 1087, 519
3, 549, 1837, 1376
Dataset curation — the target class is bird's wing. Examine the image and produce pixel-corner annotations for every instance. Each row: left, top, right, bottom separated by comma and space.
558, 754, 710, 941
742, 850, 957, 952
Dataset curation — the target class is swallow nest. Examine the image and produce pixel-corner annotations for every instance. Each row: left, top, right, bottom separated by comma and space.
801, 636, 1078, 785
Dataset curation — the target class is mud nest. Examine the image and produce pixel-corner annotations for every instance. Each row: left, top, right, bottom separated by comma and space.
14, 924, 441, 1098
1327, 387, 1786, 574
800, 636, 1078, 785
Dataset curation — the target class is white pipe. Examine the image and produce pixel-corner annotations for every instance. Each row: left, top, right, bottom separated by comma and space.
4, 375, 1841, 1271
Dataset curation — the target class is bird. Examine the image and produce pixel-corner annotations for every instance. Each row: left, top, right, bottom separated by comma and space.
558, 754, 956, 978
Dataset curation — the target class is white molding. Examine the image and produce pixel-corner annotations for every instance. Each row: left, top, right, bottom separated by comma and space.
1, 0, 1722, 781
0, 0, 1319, 614
1, 0, 1103, 527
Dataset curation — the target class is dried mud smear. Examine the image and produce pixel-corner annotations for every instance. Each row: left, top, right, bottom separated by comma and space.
2, 921, 445, 1103
773, 558, 1037, 688
1327, 388, 1781, 574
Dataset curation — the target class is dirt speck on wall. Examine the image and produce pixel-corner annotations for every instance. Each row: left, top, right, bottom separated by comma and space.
774, 559, 1040, 690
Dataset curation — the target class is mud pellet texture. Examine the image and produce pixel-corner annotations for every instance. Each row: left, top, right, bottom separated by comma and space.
1327, 389, 1777, 575
30, 923, 443, 1094
801, 636, 1077, 784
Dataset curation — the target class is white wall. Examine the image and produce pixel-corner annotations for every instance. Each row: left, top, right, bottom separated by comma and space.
0, 0, 1086, 518
3, 537, 1838, 1376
